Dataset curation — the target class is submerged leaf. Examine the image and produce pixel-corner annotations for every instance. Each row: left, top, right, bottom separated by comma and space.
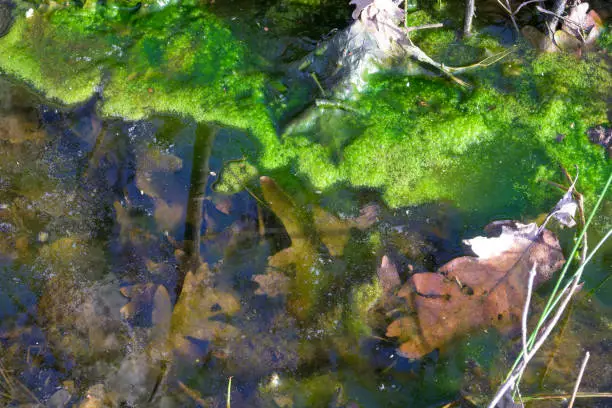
387, 221, 565, 359
170, 264, 240, 360
253, 270, 291, 297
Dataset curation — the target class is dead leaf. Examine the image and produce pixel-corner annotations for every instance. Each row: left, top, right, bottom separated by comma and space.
170, 264, 240, 360
463, 221, 537, 260
211, 194, 233, 215
137, 148, 182, 173
350, 0, 406, 52
387, 221, 565, 359
260, 176, 328, 320
562, 2, 590, 38
253, 270, 291, 297
312, 206, 352, 256
559, 3, 603, 47
551, 187, 578, 228
119, 283, 158, 322
349, 0, 373, 20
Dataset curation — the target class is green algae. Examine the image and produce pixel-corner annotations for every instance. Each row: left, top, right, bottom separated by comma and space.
276, 51, 610, 219
0, 3, 286, 166
0, 2, 610, 221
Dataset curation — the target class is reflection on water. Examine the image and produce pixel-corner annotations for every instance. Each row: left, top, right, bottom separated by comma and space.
0, 77, 610, 407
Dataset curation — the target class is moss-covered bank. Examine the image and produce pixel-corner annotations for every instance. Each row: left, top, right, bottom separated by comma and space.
1, 2, 610, 219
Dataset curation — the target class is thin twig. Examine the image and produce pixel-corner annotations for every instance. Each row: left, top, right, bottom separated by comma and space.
562, 166, 587, 264
523, 391, 612, 401
537, 6, 586, 42
522, 265, 537, 358
496, 0, 520, 32
178, 381, 209, 406
310, 73, 326, 96
406, 23, 444, 33
513, 0, 544, 15
569, 351, 591, 408
226, 376, 233, 408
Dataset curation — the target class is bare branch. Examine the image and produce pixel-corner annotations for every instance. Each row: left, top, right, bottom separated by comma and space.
513, 0, 544, 16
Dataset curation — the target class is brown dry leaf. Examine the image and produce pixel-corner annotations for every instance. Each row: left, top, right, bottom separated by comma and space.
387, 221, 565, 359
253, 270, 291, 297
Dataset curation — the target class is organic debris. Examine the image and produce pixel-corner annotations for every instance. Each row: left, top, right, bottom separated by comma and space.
255, 176, 378, 319
386, 221, 565, 358
522, 3, 603, 54
587, 125, 612, 158
253, 270, 291, 298
169, 264, 241, 361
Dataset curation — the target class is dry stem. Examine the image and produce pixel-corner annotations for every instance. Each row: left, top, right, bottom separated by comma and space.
568, 351, 590, 408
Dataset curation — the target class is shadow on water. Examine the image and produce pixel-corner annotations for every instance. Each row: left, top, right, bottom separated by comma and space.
0, 75, 611, 408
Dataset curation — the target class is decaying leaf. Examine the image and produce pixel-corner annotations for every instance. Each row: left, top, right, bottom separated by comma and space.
260, 176, 324, 320
260, 176, 374, 319
386, 221, 565, 359
253, 270, 291, 297
553, 30, 581, 52
169, 264, 240, 360
119, 283, 159, 322
350, 0, 405, 52
561, 3, 597, 39
550, 179, 578, 228
153, 198, 184, 232
523, 4, 603, 53
212, 159, 258, 195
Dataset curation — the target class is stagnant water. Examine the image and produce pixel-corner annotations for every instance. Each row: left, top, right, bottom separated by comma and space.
0, 72, 610, 407
0, 0, 611, 404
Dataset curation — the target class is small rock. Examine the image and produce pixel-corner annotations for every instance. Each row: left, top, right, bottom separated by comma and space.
48, 388, 71, 408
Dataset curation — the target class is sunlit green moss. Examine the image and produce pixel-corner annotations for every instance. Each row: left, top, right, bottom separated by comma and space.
0, 4, 286, 167
0, 18, 100, 104
276, 50, 610, 218
1, 3, 609, 220
212, 159, 259, 194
